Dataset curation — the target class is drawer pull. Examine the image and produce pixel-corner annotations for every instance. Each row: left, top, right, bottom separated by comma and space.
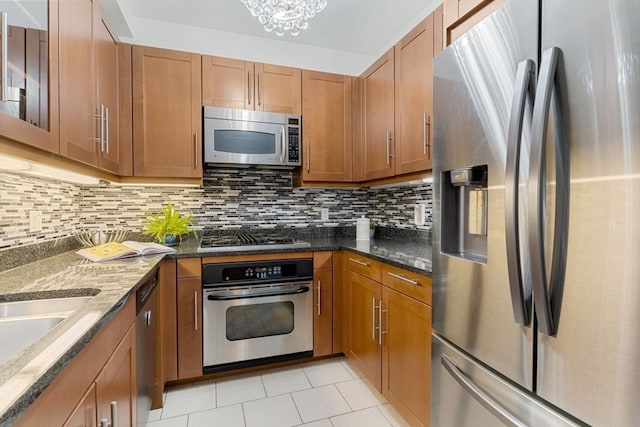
349, 258, 370, 267
387, 271, 419, 285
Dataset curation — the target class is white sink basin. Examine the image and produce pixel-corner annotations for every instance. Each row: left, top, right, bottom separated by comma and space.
0, 316, 66, 366
0, 296, 92, 318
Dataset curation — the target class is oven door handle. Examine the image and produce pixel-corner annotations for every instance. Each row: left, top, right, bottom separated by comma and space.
205, 285, 310, 300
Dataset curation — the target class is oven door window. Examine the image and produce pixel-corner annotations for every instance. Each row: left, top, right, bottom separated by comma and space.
226, 301, 294, 340
214, 129, 276, 155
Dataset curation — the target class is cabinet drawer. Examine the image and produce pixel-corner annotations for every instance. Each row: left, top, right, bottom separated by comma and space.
381, 264, 431, 305
177, 258, 201, 278
314, 251, 333, 269
347, 253, 382, 282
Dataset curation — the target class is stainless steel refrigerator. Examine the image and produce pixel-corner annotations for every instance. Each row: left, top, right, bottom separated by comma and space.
432, 1, 640, 426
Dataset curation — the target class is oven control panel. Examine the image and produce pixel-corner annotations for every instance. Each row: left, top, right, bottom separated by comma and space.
202, 258, 314, 286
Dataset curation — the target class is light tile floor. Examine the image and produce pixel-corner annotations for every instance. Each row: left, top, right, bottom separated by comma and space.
147, 356, 411, 427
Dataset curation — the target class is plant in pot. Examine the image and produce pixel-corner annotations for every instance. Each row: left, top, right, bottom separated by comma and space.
142, 202, 195, 246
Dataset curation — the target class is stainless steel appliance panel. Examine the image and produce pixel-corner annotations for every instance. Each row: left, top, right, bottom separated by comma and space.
202, 282, 313, 366
534, 2, 640, 425
136, 276, 158, 427
433, 0, 538, 390
431, 334, 579, 427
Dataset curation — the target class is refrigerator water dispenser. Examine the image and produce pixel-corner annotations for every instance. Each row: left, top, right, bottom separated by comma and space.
440, 165, 488, 263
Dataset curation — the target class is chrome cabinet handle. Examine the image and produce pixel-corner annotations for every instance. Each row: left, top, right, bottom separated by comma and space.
104, 107, 109, 154
0, 12, 7, 102
247, 70, 251, 106
425, 113, 431, 157
194, 290, 198, 331
423, 112, 427, 155
378, 300, 386, 345
100, 419, 109, 427
371, 297, 376, 340
387, 271, 419, 285
93, 105, 104, 146
441, 355, 527, 427
529, 46, 569, 337
316, 280, 321, 315
349, 258, 369, 267
145, 310, 152, 326
306, 140, 311, 172
505, 58, 536, 326
110, 401, 118, 427
194, 132, 199, 168
257, 71, 261, 106
385, 129, 392, 165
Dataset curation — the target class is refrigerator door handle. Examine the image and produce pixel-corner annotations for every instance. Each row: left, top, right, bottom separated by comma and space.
529, 46, 570, 336
441, 354, 528, 427
505, 58, 536, 326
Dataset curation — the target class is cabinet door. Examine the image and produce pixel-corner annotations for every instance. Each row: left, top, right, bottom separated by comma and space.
59, 0, 96, 166
382, 286, 431, 427
301, 70, 352, 182
93, 1, 120, 174
362, 48, 395, 180
64, 384, 96, 427
96, 324, 136, 427
177, 277, 202, 379
313, 267, 333, 357
202, 55, 252, 109
394, 15, 434, 175
255, 63, 301, 114
347, 271, 382, 390
132, 46, 202, 177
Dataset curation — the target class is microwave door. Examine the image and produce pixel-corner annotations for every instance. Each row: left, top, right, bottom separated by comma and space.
204, 118, 283, 166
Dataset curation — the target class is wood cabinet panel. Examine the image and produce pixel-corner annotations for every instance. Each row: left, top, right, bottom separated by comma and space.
332, 251, 346, 354
256, 63, 301, 114
132, 46, 202, 178
58, 0, 96, 166
64, 383, 96, 427
177, 257, 202, 278
347, 271, 382, 390
159, 260, 178, 384
177, 277, 202, 379
382, 286, 431, 427
96, 324, 136, 427
313, 267, 333, 357
434, 5, 444, 56
394, 15, 434, 175
202, 55, 251, 110
381, 264, 432, 305
444, 0, 505, 45
301, 70, 352, 182
361, 48, 395, 180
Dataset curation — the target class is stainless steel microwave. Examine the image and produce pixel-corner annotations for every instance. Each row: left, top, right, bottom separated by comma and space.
203, 106, 301, 168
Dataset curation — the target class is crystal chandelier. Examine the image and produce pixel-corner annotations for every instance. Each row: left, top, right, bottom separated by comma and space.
240, 0, 328, 37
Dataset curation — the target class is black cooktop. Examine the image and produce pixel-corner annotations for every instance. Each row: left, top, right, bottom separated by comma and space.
198, 230, 311, 253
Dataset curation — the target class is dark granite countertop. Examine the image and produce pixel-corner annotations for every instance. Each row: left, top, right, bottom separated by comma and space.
0, 226, 431, 424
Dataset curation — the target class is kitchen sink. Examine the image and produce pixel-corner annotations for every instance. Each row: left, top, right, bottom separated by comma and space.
0, 316, 66, 366
0, 296, 92, 319
0, 295, 94, 366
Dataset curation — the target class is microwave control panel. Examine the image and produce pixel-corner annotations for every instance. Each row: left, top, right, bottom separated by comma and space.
287, 117, 300, 164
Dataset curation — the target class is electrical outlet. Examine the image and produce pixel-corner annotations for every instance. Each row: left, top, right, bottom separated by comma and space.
414, 204, 425, 226
321, 207, 329, 221
29, 210, 43, 233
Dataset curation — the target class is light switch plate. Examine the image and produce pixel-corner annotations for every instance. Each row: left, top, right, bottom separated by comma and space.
321, 208, 329, 221
414, 204, 425, 226
29, 210, 42, 233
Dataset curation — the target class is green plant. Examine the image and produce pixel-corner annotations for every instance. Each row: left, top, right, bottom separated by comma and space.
142, 202, 195, 243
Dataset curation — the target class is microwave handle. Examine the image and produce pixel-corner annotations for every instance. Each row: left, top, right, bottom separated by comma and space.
281, 126, 286, 163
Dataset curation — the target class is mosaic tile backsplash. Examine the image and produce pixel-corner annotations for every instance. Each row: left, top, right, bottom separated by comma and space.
0, 168, 432, 250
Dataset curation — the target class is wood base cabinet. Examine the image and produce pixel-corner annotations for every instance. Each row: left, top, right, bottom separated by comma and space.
176, 258, 203, 379
346, 253, 432, 427
313, 251, 334, 357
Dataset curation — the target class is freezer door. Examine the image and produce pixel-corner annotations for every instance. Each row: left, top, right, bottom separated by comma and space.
534, 1, 640, 425
431, 333, 581, 427
432, 0, 537, 389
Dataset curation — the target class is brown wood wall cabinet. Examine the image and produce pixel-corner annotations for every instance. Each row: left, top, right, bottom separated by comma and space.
0, 0, 59, 154
132, 46, 202, 178
300, 70, 353, 183
202, 55, 301, 114
345, 252, 432, 427
59, 0, 127, 174
14, 297, 136, 427
444, 0, 505, 44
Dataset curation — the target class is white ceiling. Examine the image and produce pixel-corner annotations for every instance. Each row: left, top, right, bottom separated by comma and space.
103, 0, 442, 75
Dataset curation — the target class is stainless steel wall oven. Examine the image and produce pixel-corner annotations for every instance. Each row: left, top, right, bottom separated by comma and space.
202, 258, 313, 373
